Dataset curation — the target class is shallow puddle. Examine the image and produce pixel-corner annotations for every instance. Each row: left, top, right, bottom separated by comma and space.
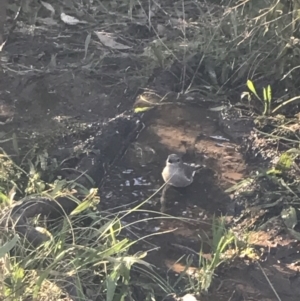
100, 104, 247, 272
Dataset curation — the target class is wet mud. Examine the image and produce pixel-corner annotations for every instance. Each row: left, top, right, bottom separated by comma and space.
99, 104, 247, 274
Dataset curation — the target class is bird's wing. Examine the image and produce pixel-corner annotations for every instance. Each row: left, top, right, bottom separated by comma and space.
183, 164, 198, 178
177, 169, 193, 182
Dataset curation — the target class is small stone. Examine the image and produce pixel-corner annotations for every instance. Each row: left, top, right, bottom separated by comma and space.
181, 294, 197, 301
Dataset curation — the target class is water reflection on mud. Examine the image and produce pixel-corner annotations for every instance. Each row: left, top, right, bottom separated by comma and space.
100, 104, 246, 271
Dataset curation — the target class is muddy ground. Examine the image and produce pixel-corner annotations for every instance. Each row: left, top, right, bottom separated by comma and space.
1, 1, 300, 301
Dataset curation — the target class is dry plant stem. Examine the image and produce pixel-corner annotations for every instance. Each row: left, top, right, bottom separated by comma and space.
256, 262, 282, 301
254, 128, 300, 144
272, 96, 300, 114
281, 66, 300, 80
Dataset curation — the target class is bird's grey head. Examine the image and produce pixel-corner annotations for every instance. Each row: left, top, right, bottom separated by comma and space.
166, 154, 182, 166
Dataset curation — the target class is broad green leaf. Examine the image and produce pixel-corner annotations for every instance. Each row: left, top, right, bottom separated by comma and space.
70, 198, 94, 215
263, 98, 267, 115
265, 85, 272, 115
70, 188, 99, 216
106, 275, 117, 301
134, 107, 153, 113
267, 85, 272, 101
50, 179, 68, 196
0, 191, 11, 207
247, 80, 261, 100
119, 262, 131, 284
0, 235, 18, 258
96, 219, 118, 239
98, 239, 130, 258
266, 168, 282, 175
263, 87, 267, 101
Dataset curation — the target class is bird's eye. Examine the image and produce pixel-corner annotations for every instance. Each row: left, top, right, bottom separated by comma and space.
176, 159, 180, 162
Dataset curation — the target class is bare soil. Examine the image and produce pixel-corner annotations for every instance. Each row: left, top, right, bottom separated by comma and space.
1, 1, 300, 301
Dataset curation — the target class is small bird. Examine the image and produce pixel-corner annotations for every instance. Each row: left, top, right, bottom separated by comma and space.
162, 154, 201, 187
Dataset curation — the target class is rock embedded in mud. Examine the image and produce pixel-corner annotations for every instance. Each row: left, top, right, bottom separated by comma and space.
181, 294, 197, 301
